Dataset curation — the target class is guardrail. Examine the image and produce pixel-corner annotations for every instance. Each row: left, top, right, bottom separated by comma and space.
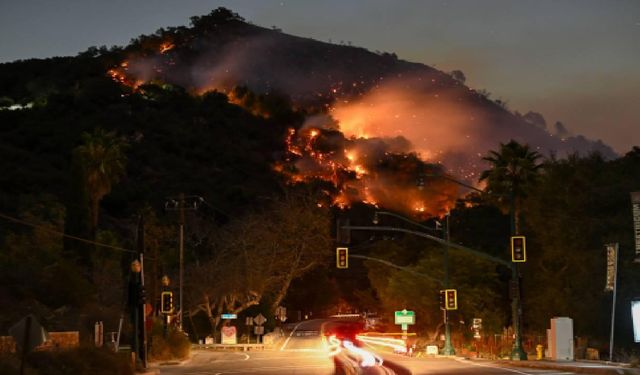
194, 344, 266, 351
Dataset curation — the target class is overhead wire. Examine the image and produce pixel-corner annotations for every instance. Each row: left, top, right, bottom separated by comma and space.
0, 211, 137, 254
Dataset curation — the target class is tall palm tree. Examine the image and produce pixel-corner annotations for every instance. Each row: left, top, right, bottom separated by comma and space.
479, 140, 542, 234
73, 128, 128, 237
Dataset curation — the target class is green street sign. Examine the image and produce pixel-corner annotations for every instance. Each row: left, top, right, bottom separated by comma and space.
394, 309, 415, 325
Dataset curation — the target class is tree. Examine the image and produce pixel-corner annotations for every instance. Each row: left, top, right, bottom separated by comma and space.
72, 128, 128, 238
479, 140, 542, 233
449, 70, 466, 84
185, 192, 331, 337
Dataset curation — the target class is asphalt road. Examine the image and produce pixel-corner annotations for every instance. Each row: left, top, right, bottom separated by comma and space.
159, 319, 596, 375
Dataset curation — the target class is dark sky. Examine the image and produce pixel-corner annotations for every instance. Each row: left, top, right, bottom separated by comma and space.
1, 0, 638, 153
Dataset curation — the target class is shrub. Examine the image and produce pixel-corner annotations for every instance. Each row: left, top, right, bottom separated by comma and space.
149, 322, 190, 362
3, 347, 134, 375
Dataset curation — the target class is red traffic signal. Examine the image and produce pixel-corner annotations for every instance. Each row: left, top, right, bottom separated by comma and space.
336, 247, 349, 269
439, 290, 446, 310
511, 236, 526, 263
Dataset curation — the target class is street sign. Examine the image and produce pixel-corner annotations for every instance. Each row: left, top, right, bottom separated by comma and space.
472, 318, 482, 339
221, 313, 237, 320
221, 326, 237, 345
245, 317, 253, 326
9, 315, 48, 352
254, 326, 265, 335
472, 318, 482, 329
276, 306, 287, 321
254, 313, 266, 326
394, 309, 415, 325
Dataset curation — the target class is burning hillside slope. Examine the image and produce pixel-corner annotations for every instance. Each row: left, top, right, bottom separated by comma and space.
105, 8, 615, 216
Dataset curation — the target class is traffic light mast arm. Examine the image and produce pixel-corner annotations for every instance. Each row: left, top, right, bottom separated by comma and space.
350, 254, 443, 285
344, 225, 511, 267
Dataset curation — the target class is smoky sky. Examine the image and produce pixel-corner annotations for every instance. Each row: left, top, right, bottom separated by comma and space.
1, 0, 638, 153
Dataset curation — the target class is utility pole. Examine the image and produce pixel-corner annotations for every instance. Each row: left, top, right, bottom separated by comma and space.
165, 194, 203, 331
137, 215, 148, 369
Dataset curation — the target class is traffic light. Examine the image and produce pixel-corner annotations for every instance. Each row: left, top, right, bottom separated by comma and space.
161, 291, 174, 314
336, 247, 349, 269
511, 236, 527, 262
444, 289, 457, 310
439, 290, 446, 310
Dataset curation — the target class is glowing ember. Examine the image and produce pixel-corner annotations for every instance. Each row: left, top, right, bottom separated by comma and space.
159, 42, 175, 54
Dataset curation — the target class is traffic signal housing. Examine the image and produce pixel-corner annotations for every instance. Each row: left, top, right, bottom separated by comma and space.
440, 289, 457, 310
511, 236, 527, 262
336, 247, 349, 269
161, 291, 174, 314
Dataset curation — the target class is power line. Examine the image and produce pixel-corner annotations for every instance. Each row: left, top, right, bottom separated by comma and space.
0, 211, 137, 254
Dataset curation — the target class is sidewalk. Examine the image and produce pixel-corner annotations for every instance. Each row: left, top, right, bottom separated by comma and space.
497, 359, 640, 375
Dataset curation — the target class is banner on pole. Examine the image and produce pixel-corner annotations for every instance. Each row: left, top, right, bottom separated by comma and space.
605, 243, 618, 292
632, 192, 640, 258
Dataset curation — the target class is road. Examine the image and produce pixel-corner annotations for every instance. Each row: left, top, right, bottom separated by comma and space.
159, 319, 600, 375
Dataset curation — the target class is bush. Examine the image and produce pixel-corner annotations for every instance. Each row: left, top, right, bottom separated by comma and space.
0, 347, 134, 375
149, 322, 190, 361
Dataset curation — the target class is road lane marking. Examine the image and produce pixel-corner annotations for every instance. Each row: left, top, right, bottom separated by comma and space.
211, 364, 332, 374
279, 320, 307, 351
238, 353, 250, 361
454, 358, 568, 374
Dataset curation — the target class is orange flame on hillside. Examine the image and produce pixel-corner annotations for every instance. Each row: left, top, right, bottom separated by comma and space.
277, 125, 459, 218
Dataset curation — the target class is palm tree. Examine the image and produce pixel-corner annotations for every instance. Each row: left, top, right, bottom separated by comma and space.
479, 140, 542, 234
73, 128, 128, 237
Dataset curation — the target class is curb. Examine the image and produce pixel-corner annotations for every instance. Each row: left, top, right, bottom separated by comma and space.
498, 360, 639, 375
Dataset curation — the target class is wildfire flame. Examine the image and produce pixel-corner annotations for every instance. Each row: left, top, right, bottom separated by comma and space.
159, 42, 175, 54
104, 39, 464, 217
277, 125, 458, 218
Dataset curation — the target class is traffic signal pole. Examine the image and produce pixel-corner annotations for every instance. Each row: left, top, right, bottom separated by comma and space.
443, 213, 455, 355
510, 195, 527, 360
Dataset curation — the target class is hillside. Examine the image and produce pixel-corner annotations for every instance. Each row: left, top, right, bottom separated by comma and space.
0, 7, 616, 220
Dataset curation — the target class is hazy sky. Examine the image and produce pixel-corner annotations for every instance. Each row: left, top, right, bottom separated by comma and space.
1, 0, 638, 153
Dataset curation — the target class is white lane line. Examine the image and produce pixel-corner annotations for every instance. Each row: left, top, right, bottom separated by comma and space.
245, 354, 329, 361
205, 352, 250, 363
211, 364, 331, 374
238, 352, 250, 361
279, 321, 307, 351
455, 358, 536, 374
